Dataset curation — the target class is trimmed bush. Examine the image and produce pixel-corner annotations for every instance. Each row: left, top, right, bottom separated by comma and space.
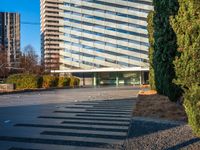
69, 76, 80, 87
58, 76, 70, 87
42, 75, 58, 88
184, 84, 200, 136
6, 74, 42, 90
6, 74, 80, 90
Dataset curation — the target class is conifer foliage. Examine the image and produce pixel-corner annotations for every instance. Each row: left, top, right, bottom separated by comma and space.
147, 11, 156, 90
149, 0, 182, 101
171, 0, 200, 90
148, 0, 200, 135
170, 0, 200, 135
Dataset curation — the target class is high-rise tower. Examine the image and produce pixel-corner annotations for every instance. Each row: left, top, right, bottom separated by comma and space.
40, 0, 63, 71
0, 12, 20, 68
40, 0, 153, 86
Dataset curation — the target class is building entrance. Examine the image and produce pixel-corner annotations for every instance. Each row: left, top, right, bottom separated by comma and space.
93, 71, 148, 86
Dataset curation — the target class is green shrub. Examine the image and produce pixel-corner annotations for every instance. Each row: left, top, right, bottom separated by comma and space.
74, 77, 80, 86
58, 76, 70, 87
6, 74, 42, 90
6, 74, 80, 90
69, 76, 80, 87
184, 84, 200, 136
42, 75, 58, 88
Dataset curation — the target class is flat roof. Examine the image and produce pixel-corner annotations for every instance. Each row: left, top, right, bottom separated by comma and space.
51, 67, 149, 73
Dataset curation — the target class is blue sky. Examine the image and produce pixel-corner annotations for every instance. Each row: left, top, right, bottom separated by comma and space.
0, 0, 40, 56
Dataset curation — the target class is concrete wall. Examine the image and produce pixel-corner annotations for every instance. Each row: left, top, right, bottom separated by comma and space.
0, 84, 14, 91
79, 78, 93, 86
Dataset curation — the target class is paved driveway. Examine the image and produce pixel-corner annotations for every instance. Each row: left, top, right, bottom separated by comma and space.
0, 86, 139, 150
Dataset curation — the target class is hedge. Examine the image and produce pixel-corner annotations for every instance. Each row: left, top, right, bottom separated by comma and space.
6, 74, 42, 90
6, 74, 80, 90
69, 76, 80, 87
58, 76, 70, 87
42, 75, 58, 88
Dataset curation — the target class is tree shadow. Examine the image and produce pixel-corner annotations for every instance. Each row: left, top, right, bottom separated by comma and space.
127, 117, 182, 138
165, 138, 200, 150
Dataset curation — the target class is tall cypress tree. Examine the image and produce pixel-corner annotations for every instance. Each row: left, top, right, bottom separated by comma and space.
171, 0, 200, 135
152, 0, 182, 101
171, 0, 200, 89
147, 11, 156, 90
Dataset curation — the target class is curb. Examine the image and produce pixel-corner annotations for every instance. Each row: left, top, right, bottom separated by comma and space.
131, 116, 187, 125
0, 86, 87, 95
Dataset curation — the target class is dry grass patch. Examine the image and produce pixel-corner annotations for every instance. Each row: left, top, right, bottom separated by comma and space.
140, 84, 150, 88
134, 91, 187, 122
138, 90, 157, 95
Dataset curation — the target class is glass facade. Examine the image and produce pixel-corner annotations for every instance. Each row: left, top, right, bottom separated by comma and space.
96, 72, 141, 86
59, 0, 153, 70
41, 0, 153, 85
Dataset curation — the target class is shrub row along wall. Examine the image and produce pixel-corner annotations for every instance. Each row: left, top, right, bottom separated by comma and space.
170, 0, 200, 135
6, 74, 42, 90
6, 74, 80, 90
148, 0, 200, 135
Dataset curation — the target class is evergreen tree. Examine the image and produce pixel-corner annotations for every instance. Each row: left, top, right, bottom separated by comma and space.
147, 11, 156, 90
171, 0, 200, 90
152, 0, 182, 101
171, 0, 200, 135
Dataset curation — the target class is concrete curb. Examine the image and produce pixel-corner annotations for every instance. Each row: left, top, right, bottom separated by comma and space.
131, 116, 187, 125
0, 86, 89, 95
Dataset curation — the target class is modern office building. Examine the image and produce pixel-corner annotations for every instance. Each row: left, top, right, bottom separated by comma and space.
0, 12, 20, 68
40, 0, 153, 86
40, 0, 63, 71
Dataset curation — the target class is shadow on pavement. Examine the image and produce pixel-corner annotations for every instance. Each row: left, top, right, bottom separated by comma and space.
127, 118, 181, 138
165, 138, 200, 150
0, 97, 136, 149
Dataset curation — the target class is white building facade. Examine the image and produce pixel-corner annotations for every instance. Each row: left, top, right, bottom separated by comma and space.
41, 0, 153, 86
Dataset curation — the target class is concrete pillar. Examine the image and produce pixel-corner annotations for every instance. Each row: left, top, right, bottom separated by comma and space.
83, 73, 85, 86
140, 71, 142, 85
93, 73, 97, 87
116, 73, 119, 86
141, 72, 144, 85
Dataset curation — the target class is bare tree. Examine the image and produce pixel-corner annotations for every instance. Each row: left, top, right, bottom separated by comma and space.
0, 45, 9, 79
19, 45, 44, 74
